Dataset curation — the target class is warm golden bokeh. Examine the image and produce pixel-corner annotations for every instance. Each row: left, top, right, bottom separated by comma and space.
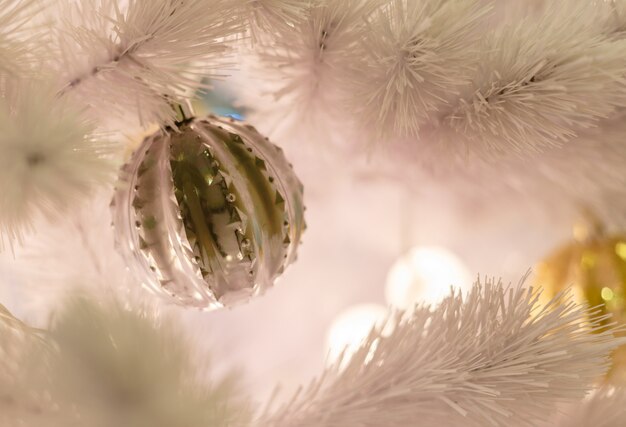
536, 223, 626, 383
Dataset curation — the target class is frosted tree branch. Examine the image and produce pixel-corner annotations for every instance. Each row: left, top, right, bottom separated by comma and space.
54, 0, 243, 126
243, 0, 626, 204
556, 386, 626, 427
351, 0, 489, 140
0, 0, 45, 76
0, 80, 116, 250
241, 0, 380, 143
259, 279, 624, 427
239, 0, 311, 42
438, 2, 626, 159
0, 297, 249, 427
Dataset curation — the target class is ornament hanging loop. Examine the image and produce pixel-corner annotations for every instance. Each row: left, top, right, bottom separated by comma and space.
173, 99, 196, 127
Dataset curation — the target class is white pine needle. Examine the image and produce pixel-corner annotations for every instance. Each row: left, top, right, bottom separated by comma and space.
441, 2, 626, 157
350, 0, 489, 140
0, 0, 45, 76
0, 304, 58, 426
0, 297, 249, 427
244, 0, 377, 143
55, 0, 243, 127
0, 80, 116, 250
556, 387, 626, 427
260, 279, 623, 427
240, 0, 311, 42
5, 192, 135, 323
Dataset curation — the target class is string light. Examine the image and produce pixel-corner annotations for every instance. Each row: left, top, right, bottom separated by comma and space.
385, 246, 472, 309
325, 304, 387, 363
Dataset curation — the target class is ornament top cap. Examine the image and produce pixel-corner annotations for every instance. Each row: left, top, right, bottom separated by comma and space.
172, 100, 196, 126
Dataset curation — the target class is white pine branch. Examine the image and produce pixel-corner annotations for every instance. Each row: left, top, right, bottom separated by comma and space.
0, 297, 249, 427
259, 279, 623, 427
243, 0, 378, 143
55, 0, 243, 127
350, 0, 489, 140
240, 0, 311, 43
0, 0, 45, 76
6, 192, 134, 322
0, 79, 116, 250
439, 2, 626, 159
556, 387, 626, 427
0, 304, 58, 426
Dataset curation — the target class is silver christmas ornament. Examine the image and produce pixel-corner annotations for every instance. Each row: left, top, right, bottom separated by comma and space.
112, 115, 305, 309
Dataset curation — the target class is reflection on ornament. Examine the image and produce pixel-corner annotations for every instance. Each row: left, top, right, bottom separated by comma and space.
325, 304, 388, 363
536, 220, 626, 383
385, 246, 472, 309
112, 115, 305, 310
198, 78, 248, 120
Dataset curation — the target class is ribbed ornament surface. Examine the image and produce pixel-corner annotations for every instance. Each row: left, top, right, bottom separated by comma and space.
112, 116, 305, 309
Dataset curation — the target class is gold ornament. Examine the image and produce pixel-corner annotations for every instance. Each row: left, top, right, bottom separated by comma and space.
536, 218, 626, 383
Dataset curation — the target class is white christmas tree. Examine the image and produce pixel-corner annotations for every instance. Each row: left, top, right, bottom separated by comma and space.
1, 1, 626, 426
